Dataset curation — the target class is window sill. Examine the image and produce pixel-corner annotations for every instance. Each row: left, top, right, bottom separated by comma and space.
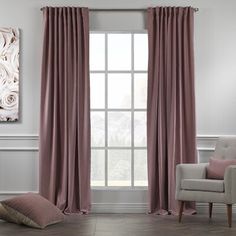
91, 187, 148, 191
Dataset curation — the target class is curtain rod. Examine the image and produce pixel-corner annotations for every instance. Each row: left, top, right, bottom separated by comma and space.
40, 7, 199, 12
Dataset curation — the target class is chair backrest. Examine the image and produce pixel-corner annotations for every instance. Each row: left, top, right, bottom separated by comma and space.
214, 137, 236, 160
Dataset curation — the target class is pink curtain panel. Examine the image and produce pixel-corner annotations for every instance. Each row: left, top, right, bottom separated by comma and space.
39, 7, 91, 214
147, 7, 197, 215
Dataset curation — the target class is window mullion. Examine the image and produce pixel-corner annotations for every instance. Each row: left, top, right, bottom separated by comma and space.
105, 33, 108, 187
131, 33, 135, 188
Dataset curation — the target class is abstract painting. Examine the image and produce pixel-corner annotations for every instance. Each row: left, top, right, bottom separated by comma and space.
0, 28, 19, 121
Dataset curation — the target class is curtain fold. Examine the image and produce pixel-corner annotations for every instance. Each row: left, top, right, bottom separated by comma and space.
39, 7, 91, 214
147, 7, 196, 215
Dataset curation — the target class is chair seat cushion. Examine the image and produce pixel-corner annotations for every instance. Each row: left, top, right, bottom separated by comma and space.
181, 179, 224, 192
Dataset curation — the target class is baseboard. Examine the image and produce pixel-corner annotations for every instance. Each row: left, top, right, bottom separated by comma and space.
196, 203, 236, 214
91, 203, 236, 214
91, 203, 148, 213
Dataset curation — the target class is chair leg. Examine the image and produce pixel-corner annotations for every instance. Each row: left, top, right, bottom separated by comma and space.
209, 203, 213, 218
227, 204, 232, 228
178, 201, 184, 223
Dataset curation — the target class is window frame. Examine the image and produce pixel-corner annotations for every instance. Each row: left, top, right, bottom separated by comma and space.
90, 31, 148, 190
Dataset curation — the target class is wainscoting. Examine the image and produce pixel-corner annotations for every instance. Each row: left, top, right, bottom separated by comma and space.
0, 135, 38, 195
0, 134, 235, 213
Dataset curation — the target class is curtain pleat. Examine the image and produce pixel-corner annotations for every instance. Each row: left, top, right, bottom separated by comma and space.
147, 7, 196, 215
39, 7, 91, 214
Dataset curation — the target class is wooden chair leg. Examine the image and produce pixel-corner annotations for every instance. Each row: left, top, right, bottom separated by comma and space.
227, 204, 232, 228
178, 201, 184, 223
209, 203, 213, 218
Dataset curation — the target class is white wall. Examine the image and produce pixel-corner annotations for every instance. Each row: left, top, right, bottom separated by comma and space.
0, 0, 236, 212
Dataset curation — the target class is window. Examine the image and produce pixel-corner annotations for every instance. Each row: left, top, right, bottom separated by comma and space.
90, 32, 148, 187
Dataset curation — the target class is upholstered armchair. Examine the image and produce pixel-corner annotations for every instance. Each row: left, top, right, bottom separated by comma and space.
176, 137, 236, 227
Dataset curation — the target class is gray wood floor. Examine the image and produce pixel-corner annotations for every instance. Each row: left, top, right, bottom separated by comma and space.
0, 213, 236, 236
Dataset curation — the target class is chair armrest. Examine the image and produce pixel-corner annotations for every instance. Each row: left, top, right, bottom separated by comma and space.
175, 163, 208, 199
224, 165, 236, 203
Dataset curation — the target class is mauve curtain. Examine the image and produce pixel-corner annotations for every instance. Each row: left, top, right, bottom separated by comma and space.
147, 7, 196, 215
39, 7, 91, 214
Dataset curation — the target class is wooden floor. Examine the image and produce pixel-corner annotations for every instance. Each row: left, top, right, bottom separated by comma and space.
0, 213, 236, 236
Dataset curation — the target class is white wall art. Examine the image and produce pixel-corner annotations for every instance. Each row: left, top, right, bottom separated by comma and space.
0, 28, 19, 121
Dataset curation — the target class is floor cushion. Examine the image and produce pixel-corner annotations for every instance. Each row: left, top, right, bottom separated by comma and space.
0, 193, 64, 229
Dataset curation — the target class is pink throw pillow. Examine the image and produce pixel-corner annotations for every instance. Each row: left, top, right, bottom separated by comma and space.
0, 193, 64, 229
207, 158, 236, 179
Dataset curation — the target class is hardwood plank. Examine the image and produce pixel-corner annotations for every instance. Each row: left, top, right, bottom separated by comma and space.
209, 203, 213, 219
178, 201, 184, 223
227, 204, 232, 228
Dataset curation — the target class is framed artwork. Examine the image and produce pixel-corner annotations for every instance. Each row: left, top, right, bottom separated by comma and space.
0, 28, 19, 121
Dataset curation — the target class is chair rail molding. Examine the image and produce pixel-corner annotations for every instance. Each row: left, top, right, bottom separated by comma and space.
0, 134, 234, 140
0, 134, 39, 150
0, 147, 38, 151
0, 134, 231, 148
0, 134, 232, 160
0, 134, 38, 140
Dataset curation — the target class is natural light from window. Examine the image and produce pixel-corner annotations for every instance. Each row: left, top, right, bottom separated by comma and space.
90, 32, 148, 187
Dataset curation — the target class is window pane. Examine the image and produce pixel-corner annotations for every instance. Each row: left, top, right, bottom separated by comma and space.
134, 73, 147, 109
90, 73, 105, 109
134, 112, 147, 147
90, 34, 105, 70
89, 32, 148, 188
108, 150, 131, 186
134, 34, 148, 70
91, 150, 105, 186
108, 73, 131, 108
108, 34, 131, 70
108, 112, 131, 147
91, 112, 105, 147
134, 150, 147, 186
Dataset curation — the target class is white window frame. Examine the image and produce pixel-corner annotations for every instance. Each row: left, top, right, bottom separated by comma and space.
90, 31, 148, 189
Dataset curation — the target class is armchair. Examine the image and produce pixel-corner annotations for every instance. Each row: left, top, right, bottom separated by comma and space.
176, 137, 236, 227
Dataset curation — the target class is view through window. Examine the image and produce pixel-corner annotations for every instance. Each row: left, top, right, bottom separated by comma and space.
90, 32, 148, 187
